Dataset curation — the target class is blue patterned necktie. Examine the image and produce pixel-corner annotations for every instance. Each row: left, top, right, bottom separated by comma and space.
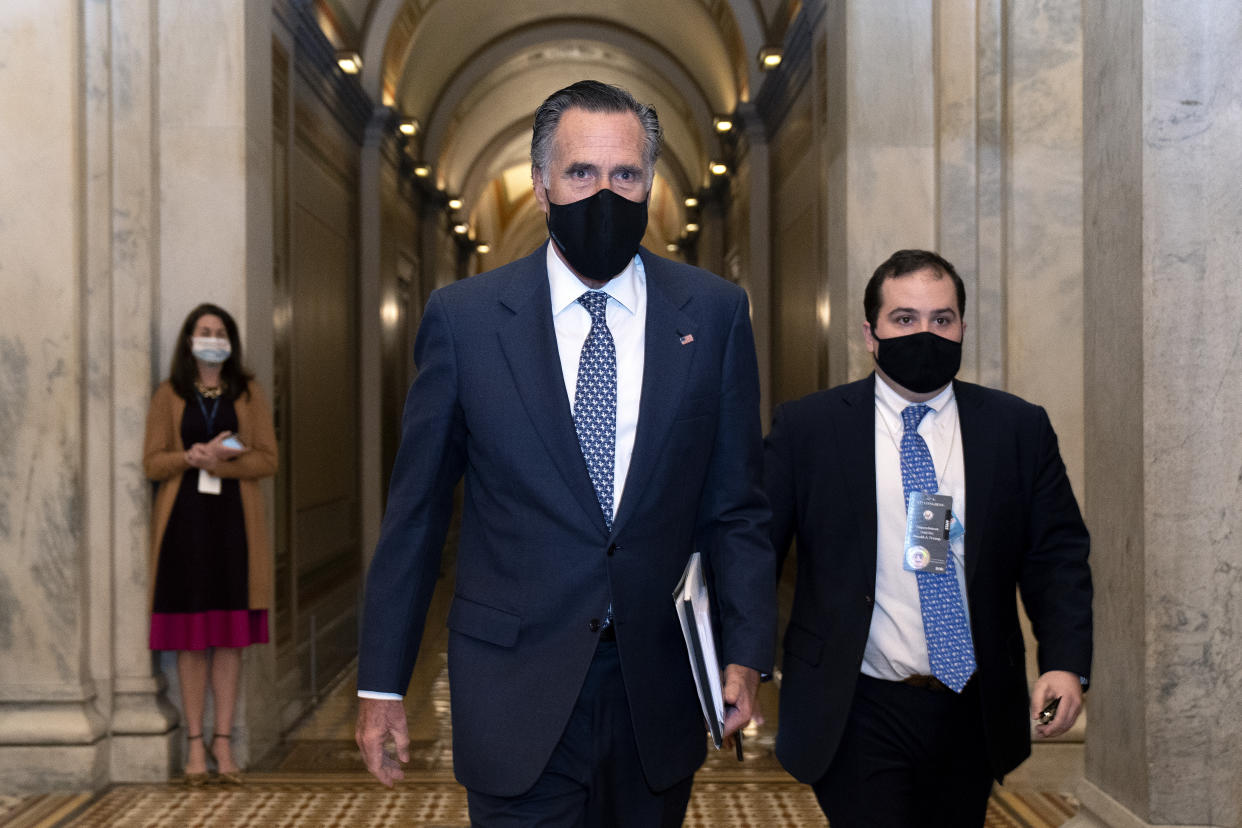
900, 404, 976, 692
574, 291, 617, 531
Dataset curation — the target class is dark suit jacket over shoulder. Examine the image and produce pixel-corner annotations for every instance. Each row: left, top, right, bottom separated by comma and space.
765, 374, 1091, 783
359, 245, 776, 796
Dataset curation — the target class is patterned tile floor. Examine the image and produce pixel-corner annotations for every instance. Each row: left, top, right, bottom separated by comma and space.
1, 779, 1076, 827
1, 575, 1078, 826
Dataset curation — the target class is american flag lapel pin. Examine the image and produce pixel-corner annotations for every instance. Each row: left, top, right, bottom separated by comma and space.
679, 333, 695, 345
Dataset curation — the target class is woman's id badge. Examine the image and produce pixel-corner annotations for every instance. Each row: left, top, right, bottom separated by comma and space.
903, 491, 952, 573
198, 469, 222, 495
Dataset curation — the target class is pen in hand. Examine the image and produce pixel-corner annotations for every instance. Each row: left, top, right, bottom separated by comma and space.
1037, 696, 1061, 725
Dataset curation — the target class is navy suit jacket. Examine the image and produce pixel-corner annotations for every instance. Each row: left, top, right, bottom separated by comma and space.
765, 374, 1091, 783
359, 244, 776, 796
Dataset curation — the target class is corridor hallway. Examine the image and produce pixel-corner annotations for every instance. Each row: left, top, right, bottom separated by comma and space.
2, 567, 1077, 828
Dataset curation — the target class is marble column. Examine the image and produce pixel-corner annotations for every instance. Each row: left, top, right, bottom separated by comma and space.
1077, 1, 1242, 826
105, 0, 181, 783
0, 0, 109, 793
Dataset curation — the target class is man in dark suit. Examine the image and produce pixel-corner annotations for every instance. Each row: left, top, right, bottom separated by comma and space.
765, 249, 1092, 827
355, 80, 775, 826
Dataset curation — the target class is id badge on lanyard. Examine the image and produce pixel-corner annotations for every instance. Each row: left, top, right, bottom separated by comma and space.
903, 491, 953, 574
198, 469, 222, 495
195, 394, 222, 495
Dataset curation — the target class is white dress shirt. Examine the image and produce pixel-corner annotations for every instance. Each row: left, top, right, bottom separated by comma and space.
547, 245, 646, 514
861, 375, 970, 681
360, 247, 646, 700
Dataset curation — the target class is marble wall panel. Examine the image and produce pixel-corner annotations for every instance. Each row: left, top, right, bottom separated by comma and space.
110, 0, 164, 690
934, 0, 983, 382
821, 0, 849, 390
842, 1, 936, 380
1085, 0, 1242, 825
1081, 1, 1148, 783
1141, 3, 1242, 823
157, 0, 251, 368
1004, 0, 1084, 491
972, 0, 1006, 391
0, 0, 90, 701
933, 0, 1008, 395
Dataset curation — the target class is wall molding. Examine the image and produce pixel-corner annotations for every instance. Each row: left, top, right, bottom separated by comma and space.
274, 0, 373, 144
754, 0, 824, 134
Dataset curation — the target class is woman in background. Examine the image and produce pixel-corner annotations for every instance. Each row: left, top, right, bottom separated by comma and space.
143, 303, 277, 784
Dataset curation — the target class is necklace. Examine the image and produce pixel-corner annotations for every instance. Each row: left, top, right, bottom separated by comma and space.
195, 380, 226, 399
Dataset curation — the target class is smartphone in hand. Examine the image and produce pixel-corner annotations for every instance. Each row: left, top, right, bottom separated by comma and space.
221, 435, 244, 451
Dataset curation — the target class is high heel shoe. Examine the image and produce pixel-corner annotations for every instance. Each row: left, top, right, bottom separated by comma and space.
210, 732, 244, 785
183, 734, 210, 786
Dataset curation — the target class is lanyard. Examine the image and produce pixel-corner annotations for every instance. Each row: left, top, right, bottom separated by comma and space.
195, 393, 221, 436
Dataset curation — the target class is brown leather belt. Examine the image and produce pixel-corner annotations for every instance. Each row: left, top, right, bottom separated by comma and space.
900, 674, 952, 693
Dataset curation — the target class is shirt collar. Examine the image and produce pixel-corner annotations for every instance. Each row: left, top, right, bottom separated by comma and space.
874, 371, 956, 421
547, 243, 641, 317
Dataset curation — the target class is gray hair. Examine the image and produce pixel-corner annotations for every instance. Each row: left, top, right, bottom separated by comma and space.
530, 80, 662, 188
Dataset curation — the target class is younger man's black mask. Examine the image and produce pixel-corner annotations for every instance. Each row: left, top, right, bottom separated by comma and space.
871, 330, 962, 394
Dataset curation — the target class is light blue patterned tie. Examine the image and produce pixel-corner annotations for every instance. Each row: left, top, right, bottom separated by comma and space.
901, 404, 976, 692
574, 291, 616, 531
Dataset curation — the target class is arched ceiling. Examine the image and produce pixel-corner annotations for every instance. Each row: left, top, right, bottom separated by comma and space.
330, 0, 780, 248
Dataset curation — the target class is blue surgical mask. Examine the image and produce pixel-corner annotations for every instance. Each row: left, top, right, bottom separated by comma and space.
191, 336, 232, 364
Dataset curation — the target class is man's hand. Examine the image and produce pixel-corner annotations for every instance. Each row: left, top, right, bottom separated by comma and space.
356, 697, 410, 787
1030, 669, 1084, 739
721, 664, 762, 749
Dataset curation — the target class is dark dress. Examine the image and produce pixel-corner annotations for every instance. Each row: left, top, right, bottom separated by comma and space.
149, 392, 268, 650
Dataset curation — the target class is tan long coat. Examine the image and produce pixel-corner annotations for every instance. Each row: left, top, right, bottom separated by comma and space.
143, 380, 278, 612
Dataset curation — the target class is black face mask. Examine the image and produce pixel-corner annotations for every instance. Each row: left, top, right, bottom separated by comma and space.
871, 330, 962, 394
546, 188, 648, 282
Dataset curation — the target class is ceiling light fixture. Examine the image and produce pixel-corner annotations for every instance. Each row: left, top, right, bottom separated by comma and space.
447, 197, 463, 211
398, 117, 420, 136
758, 46, 783, 71
476, 243, 491, 254
684, 196, 699, 208
412, 163, 431, 178
453, 223, 469, 235
685, 223, 700, 233
709, 161, 728, 176
713, 116, 733, 133
336, 50, 363, 75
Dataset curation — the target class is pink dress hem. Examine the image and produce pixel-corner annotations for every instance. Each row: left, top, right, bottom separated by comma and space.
149, 609, 269, 651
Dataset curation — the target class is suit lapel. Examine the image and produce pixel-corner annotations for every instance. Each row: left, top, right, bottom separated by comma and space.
496, 245, 608, 534
610, 250, 697, 535
954, 380, 993, 586
841, 376, 879, 564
